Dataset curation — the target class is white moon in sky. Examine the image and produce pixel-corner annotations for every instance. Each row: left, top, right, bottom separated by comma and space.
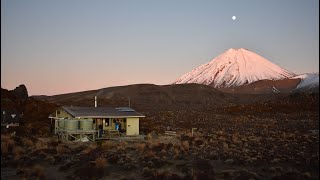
232, 16, 236, 20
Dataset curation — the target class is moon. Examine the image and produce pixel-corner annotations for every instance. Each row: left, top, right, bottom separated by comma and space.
232, 16, 236, 20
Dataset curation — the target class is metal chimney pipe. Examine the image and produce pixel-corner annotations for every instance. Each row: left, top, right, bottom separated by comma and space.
128, 97, 130, 108
95, 96, 97, 107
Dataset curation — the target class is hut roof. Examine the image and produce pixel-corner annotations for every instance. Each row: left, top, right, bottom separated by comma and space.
52, 106, 145, 118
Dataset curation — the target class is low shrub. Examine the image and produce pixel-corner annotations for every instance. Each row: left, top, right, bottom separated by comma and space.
95, 157, 107, 169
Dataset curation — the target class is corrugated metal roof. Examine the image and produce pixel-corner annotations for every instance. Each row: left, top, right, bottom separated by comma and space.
61, 106, 145, 118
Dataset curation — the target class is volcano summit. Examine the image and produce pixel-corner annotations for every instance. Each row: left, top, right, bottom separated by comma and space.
174, 48, 296, 88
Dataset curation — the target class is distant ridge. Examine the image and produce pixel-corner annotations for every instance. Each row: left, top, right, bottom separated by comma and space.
291, 73, 319, 93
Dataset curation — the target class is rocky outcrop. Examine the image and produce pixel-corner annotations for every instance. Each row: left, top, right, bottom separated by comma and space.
11, 84, 28, 100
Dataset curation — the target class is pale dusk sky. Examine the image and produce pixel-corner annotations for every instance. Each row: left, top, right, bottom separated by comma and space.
1, 0, 319, 95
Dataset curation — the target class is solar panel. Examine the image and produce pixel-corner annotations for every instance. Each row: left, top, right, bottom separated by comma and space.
116, 107, 135, 112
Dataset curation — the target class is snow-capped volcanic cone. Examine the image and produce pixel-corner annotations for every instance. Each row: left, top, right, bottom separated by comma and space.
174, 48, 296, 88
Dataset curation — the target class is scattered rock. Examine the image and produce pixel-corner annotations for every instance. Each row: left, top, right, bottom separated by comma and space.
225, 159, 234, 164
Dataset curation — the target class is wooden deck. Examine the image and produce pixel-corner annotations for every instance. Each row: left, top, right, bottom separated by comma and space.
56, 129, 98, 142
56, 129, 145, 142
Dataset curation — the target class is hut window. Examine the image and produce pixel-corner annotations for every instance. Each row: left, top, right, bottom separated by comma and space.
57, 111, 60, 115
105, 119, 110, 127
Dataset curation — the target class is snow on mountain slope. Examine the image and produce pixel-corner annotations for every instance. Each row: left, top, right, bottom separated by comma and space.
174, 48, 295, 88
291, 73, 319, 92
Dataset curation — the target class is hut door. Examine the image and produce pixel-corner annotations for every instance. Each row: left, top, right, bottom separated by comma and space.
96, 119, 103, 130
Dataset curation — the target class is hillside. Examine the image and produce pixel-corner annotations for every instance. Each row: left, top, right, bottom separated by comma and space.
291, 73, 319, 93
33, 83, 292, 111
218, 78, 301, 94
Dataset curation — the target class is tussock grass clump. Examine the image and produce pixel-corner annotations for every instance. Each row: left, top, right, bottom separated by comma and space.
181, 140, 189, 152
8, 138, 15, 146
136, 143, 146, 153
1, 142, 9, 154
172, 146, 181, 159
18, 165, 45, 178
22, 138, 34, 147
216, 130, 224, 136
150, 141, 167, 152
1, 134, 11, 142
56, 144, 69, 155
194, 137, 205, 146
146, 150, 157, 157
117, 141, 128, 151
18, 167, 32, 177
45, 155, 55, 164
101, 141, 116, 151
2, 137, 16, 154
146, 133, 153, 141
96, 140, 103, 146
142, 167, 153, 177
35, 141, 48, 150
232, 132, 240, 144
82, 143, 97, 154
13, 146, 25, 160
153, 170, 185, 179
95, 157, 107, 169
32, 165, 45, 177
223, 142, 229, 150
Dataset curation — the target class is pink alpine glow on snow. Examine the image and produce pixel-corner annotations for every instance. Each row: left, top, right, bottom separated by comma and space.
174, 48, 295, 88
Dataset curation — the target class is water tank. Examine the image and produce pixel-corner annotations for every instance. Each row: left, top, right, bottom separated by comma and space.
79, 119, 93, 130
64, 120, 79, 131
58, 120, 65, 129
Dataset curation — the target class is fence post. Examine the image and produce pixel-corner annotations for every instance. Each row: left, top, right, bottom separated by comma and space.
191, 128, 197, 137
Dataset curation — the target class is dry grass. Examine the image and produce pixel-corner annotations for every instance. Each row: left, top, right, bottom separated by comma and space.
35, 141, 48, 150
181, 140, 189, 151
1, 137, 15, 154
223, 142, 229, 150
117, 141, 128, 151
160, 148, 167, 156
56, 144, 69, 155
136, 143, 146, 153
95, 157, 107, 168
13, 146, 25, 160
146, 133, 152, 141
146, 150, 156, 157
142, 167, 152, 176
1, 142, 9, 154
1, 134, 11, 142
20, 167, 32, 178
22, 138, 34, 147
101, 141, 115, 151
45, 155, 55, 164
32, 165, 45, 177
173, 147, 180, 157
232, 132, 240, 144
82, 143, 97, 154
7, 139, 15, 149
216, 130, 224, 136
18, 165, 44, 178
